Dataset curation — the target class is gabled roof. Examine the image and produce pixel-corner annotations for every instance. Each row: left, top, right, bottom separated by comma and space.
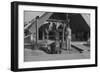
48, 13, 90, 33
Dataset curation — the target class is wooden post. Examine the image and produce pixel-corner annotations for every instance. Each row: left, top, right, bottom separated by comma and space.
35, 16, 39, 44
61, 22, 66, 50
35, 16, 39, 49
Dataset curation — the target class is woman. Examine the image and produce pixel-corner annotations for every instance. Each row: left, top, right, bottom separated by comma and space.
66, 25, 72, 51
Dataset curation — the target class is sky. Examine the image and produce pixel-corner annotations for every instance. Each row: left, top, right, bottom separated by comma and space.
24, 11, 45, 23
81, 14, 90, 26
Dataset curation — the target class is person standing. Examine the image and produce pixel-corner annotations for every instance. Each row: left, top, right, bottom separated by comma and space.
30, 32, 36, 50
66, 25, 72, 51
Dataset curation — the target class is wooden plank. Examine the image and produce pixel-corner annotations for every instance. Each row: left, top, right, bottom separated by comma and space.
71, 42, 90, 51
